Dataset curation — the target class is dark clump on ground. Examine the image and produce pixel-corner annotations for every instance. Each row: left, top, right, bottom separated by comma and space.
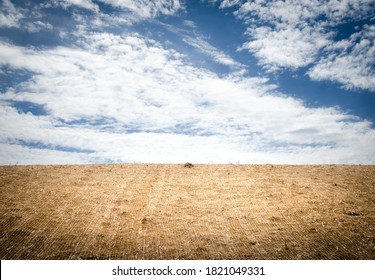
184, 162, 194, 168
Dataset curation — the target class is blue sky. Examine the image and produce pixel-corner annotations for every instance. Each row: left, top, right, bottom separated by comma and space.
0, 0, 374, 165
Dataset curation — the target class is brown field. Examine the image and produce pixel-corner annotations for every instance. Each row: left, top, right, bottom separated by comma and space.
0, 164, 374, 260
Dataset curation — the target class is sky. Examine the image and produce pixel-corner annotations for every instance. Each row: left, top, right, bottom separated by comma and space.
0, 0, 374, 165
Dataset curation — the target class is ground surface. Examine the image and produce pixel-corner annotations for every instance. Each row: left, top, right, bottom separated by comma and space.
0, 164, 374, 260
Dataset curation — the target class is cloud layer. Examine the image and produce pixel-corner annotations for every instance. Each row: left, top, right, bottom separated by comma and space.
0, 1, 374, 164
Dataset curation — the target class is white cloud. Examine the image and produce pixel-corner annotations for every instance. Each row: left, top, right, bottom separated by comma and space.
51, 0, 99, 12
66, 0, 99, 11
0, 30, 374, 164
0, 0, 23, 28
216, 0, 375, 91
24, 20, 54, 33
182, 36, 244, 69
0, 1, 57, 33
182, 20, 197, 29
219, 0, 240, 8
1, 96, 374, 165
98, 0, 182, 18
47, 0, 183, 27
159, 21, 244, 69
234, 0, 373, 25
308, 24, 375, 91
241, 25, 330, 71
0, 143, 94, 165
232, 0, 337, 70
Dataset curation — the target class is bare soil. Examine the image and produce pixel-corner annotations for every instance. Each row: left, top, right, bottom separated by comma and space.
0, 164, 374, 260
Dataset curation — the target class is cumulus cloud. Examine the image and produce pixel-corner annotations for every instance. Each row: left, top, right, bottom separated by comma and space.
219, 0, 240, 8
0, 30, 374, 164
0, 0, 23, 28
25, 20, 54, 33
234, 0, 373, 26
0, 0, 57, 33
215, 0, 375, 91
240, 25, 330, 71
308, 24, 375, 91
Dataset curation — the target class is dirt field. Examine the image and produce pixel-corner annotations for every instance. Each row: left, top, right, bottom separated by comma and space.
0, 164, 374, 260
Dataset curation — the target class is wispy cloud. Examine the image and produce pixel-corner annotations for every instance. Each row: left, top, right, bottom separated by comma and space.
182, 35, 244, 69
30, 0, 180, 34
50, 0, 183, 17
93, 0, 182, 20
53, 0, 100, 12
159, 20, 245, 70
